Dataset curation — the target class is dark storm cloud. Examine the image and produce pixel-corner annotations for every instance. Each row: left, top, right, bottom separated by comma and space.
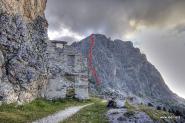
46, 0, 185, 38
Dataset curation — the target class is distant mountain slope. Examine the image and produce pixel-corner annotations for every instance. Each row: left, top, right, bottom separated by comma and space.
72, 34, 183, 105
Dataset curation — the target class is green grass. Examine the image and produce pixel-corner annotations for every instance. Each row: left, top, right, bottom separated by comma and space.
124, 100, 136, 112
0, 98, 92, 123
62, 98, 108, 123
139, 105, 175, 122
124, 101, 175, 123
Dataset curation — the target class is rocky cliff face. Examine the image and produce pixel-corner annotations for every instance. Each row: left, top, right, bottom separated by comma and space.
0, 0, 46, 20
72, 34, 182, 105
0, 0, 48, 103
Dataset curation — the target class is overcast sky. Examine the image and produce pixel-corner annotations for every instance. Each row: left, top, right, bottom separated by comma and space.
46, 0, 185, 98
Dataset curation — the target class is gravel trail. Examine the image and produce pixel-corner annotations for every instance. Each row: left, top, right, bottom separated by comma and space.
32, 103, 93, 123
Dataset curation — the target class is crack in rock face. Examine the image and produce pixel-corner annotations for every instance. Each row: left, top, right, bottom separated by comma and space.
0, 0, 48, 104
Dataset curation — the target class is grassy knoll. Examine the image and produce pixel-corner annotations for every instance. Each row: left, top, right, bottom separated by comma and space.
62, 98, 108, 123
0, 98, 91, 123
139, 105, 175, 122
125, 100, 175, 123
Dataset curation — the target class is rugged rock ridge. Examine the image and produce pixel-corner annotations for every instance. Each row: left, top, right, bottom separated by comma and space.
72, 34, 180, 105
0, 0, 48, 103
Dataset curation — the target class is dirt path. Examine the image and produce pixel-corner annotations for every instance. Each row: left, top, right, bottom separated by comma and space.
32, 103, 93, 123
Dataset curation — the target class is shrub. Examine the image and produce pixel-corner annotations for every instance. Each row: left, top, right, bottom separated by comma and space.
123, 111, 135, 118
171, 109, 175, 114
175, 110, 182, 116
157, 106, 161, 110
163, 107, 166, 111
168, 109, 172, 113
148, 103, 153, 107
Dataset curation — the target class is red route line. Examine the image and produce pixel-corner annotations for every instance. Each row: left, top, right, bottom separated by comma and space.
88, 34, 101, 85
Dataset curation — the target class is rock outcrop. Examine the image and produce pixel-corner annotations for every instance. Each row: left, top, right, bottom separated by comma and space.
72, 34, 183, 106
107, 108, 153, 123
0, 0, 48, 103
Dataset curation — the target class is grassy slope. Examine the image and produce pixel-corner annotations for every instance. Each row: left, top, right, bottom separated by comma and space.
125, 100, 176, 123
0, 98, 91, 123
62, 98, 108, 123
139, 105, 172, 121
1, 97, 174, 123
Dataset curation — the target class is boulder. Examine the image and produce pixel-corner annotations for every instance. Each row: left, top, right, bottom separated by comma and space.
115, 99, 125, 108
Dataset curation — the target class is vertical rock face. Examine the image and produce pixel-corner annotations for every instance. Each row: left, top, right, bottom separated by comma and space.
0, 0, 48, 103
45, 41, 89, 100
0, 0, 47, 21
72, 34, 180, 105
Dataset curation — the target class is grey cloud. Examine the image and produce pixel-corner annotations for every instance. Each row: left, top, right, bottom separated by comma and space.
138, 29, 185, 98
54, 36, 78, 44
46, 0, 185, 39
174, 23, 185, 34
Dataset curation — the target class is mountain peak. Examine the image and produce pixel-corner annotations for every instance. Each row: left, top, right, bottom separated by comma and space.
72, 34, 180, 106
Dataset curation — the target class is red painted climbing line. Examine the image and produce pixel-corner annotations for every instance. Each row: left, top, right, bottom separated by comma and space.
88, 34, 101, 85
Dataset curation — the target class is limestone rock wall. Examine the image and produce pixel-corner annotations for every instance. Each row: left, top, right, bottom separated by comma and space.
45, 42, 89, 100
0, 0, 48, 103
45, 77, 67, 99
75, 76, 89, 99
